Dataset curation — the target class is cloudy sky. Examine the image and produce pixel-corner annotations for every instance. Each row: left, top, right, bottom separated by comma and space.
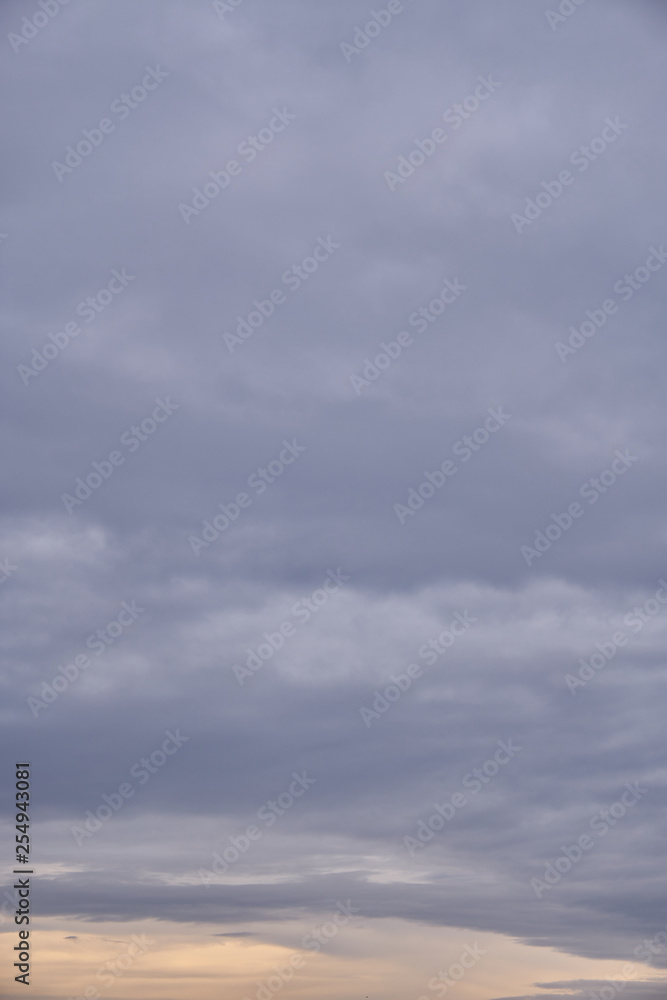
2, 0, 667, 998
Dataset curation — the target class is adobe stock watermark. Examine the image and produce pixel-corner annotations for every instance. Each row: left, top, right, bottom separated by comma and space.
8, 0, 74, 55
61, 396, 180, 514
17, 267, 136, 385
511, 117, 628, 234
521, 448, 639, 567
0, 885, 32, 929
359, 610, 477, 727
545, 0, 587, 32
188, 438, 306, 555
52, 66, 169, 182
213, 0, 245, 20
350, 277, 468, 395
64, 934, 154, 1000
0, 557, 18, 584
197, 771, 316, 884
633, 920, 667, 965
565, 578, 667, 694
580, 923, 667, 1000
555, 246, 667, 363
233, 569, 350, 685
242, 901, 361, 1000
179, 107, 296, 224
403, 739, 521, 856
340, 0, 411, 63
530, 780, 649, 898
27, 600, 145, 717
418, 942, 488, 999
70, 730, 189, 846
384, 75, 501, 191
393, 407, 511, 524
224, 236, 340, 353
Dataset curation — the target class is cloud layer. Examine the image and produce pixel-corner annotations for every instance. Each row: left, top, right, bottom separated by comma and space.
2, 1, 667, 996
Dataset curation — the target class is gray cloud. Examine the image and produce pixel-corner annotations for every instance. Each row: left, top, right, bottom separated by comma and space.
1, 0, 666, 990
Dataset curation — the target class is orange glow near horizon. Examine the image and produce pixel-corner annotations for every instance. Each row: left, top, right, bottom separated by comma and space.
3, 914, 662, 1000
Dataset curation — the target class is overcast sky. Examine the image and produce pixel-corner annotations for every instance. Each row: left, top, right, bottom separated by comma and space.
2, 1, 667, 999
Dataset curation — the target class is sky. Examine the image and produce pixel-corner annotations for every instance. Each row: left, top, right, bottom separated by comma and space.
1, 0, 667, 998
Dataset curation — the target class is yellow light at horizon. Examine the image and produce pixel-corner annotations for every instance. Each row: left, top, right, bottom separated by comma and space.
7, 915, 664, 1000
